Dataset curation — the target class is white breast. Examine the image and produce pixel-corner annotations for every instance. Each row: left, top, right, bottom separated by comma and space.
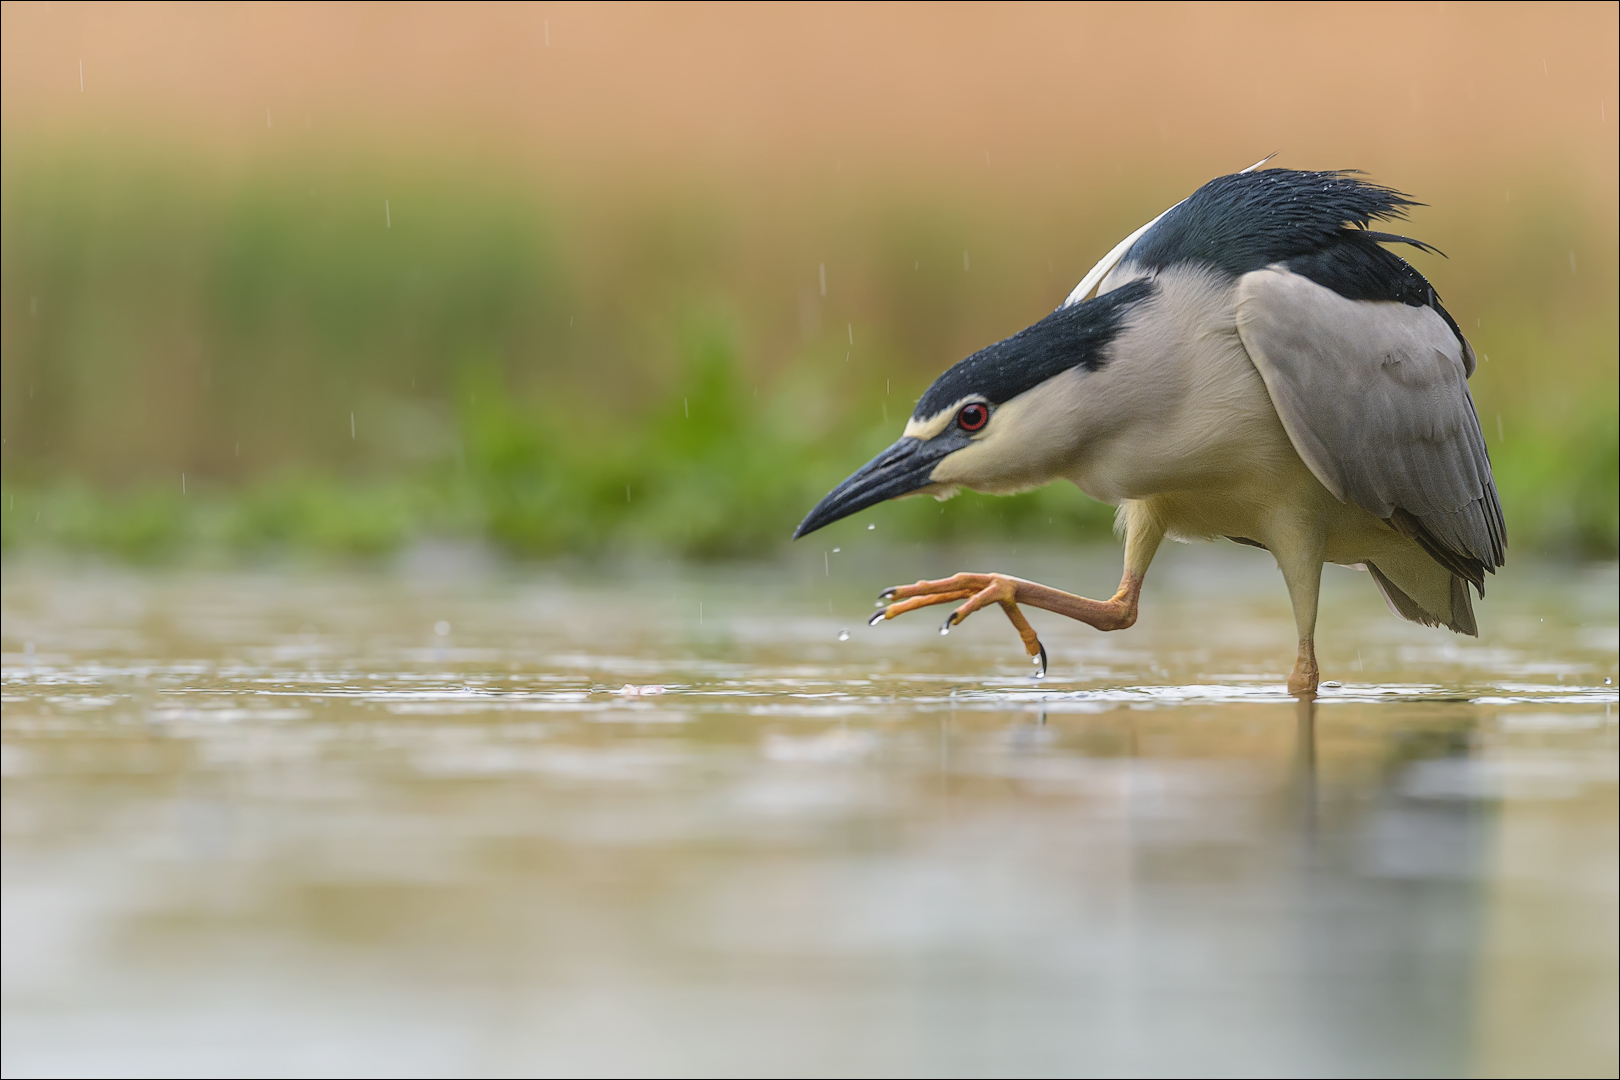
1060, 266, 1301, 506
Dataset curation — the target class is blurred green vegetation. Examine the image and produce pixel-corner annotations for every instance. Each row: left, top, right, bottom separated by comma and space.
2, 147, 1615, 561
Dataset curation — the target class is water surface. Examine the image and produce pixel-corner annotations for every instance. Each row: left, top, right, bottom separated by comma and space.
3, 544, 1616, 1077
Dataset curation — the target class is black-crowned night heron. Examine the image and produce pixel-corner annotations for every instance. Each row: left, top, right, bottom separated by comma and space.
794, 163, 1506, 697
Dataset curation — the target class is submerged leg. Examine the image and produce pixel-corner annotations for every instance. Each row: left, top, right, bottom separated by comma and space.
871, 501, 1166, 674
1274, 533, 1325, 698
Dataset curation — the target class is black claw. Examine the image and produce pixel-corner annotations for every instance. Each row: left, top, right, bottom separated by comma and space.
868, 611, 887, 627
879, 588, 898, 600
1034, 642, 1048, 680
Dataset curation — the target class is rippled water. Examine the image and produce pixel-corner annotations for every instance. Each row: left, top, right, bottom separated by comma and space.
3, 544, 1616, 1077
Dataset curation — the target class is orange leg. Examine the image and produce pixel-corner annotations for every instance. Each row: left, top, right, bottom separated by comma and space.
869, 570, 1146, 678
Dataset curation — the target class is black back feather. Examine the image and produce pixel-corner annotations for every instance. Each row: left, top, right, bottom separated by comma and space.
1129, 168, 1464, 344
1128, 169, 1416, 274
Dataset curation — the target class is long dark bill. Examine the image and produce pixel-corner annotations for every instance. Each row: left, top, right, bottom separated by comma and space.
793, 436, 953, 539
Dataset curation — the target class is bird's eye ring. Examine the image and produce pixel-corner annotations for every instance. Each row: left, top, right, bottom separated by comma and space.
957, 403, 989, 432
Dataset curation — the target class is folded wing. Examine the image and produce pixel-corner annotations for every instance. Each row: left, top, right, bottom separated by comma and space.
1235, 268, 1507, 592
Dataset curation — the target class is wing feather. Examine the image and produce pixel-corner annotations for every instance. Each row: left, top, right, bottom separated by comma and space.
1235, 268, 1506, 591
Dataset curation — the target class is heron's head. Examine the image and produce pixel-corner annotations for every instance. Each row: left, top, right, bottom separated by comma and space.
793, 277, 1155, 539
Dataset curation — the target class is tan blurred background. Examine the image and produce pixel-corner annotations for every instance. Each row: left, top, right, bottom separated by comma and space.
6, 2, 1616, 190
2, 1, 1616, 557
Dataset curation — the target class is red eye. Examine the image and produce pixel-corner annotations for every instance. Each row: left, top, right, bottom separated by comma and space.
957, 402, 989, 432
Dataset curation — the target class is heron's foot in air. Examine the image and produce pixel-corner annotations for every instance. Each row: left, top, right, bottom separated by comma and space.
1287, 637, 1319, 698
869, 572, 1047, 675
868, 571, 1145, 677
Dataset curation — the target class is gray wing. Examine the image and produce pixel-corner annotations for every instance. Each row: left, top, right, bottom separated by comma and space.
1235, 268, 1506, 590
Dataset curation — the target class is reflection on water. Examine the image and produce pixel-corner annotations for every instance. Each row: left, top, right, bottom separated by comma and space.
3, 545, 1616, 1077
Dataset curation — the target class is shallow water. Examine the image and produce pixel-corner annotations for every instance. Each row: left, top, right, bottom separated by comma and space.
3, 544, 1616, 1078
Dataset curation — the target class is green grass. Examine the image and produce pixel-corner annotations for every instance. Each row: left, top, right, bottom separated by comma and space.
0, 317, 1122, 560
2, 146, 1614, 562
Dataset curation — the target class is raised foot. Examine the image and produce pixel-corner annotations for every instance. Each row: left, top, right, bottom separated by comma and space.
870, 570, 1145, 678
871, 572, 1047, 677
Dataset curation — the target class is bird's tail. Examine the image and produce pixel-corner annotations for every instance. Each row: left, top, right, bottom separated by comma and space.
1366, 560, 1478, 637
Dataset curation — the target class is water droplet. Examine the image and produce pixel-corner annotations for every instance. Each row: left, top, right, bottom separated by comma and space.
939, 625, 950, 636
434, 621, 450, 637
837, 629, 850, 641
867, 523, 876, 531
832, 547, 840, 553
